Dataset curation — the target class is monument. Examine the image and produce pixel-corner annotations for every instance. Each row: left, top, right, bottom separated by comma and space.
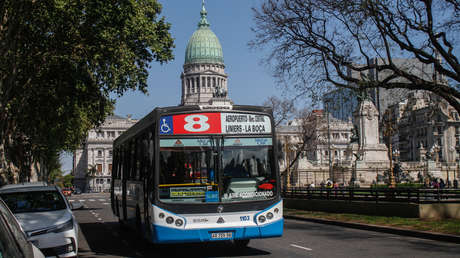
348, 99, 390, 185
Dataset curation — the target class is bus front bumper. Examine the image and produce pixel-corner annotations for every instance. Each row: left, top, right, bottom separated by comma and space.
151, 219, 283, 244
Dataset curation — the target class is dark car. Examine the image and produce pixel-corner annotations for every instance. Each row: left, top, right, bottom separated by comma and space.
0, 197, 44, 258
73, 188, 82, 195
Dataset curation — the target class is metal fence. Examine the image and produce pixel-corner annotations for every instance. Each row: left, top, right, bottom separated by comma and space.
282, 187, 460, 203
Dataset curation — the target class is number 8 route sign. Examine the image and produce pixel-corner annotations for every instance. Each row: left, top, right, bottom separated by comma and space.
159, 113, 272, 135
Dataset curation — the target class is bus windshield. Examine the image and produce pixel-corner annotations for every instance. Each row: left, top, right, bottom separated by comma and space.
159, 137, 277, 203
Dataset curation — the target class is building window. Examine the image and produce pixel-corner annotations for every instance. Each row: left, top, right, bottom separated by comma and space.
109, 150, 113, 157
108, 164, 112, 174
108, 131, 115, 138
97, 150, 103, 157
97, 131, 104, 138
97, 164, 102, 174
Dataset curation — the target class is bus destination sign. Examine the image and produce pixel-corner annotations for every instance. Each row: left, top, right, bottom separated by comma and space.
159, 113, 272, 135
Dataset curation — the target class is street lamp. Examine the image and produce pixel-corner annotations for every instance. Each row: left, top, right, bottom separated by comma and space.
457, 156, 459, 182
325, 101, 333, 182
383, 110, 396, 188
393, 149, 400, 182
284, 136, 291, 188
352, 149, 362, 187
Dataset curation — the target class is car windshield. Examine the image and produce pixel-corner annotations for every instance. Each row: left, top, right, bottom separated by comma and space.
0, 191, 67, 213
159, 137, 277, 203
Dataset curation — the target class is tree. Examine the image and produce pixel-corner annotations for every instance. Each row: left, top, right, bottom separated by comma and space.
278, 108, 322, 181
251, 0, 460, 111
0, 0, 174, 184
48, 168, 63, 185
86, 165, 98, 178
262, 96, 297, 126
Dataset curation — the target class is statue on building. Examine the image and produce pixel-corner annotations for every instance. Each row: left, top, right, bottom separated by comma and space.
356, 87, 369, 103
213, 85, 227, 98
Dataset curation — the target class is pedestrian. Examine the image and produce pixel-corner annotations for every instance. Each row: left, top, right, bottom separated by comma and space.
432, 179, 439, 189
333, 181, 339, 189
310, 182, 315, 188
454, 179, 459, 189
440, 178, 445, 189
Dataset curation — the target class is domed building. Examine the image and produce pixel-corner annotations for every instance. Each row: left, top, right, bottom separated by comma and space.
181, 1, 232, 106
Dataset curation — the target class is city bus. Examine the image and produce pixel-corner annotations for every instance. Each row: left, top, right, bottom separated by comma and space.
111, 105, 283, 246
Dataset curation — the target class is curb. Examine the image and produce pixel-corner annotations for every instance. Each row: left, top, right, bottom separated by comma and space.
284, 215, 460, 244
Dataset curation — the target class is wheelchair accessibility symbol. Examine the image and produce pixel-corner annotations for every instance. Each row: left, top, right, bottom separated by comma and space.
159, 117, 172, 134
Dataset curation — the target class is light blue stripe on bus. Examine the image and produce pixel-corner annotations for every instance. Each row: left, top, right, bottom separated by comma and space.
151, 219, 283, 243
159, 137, 273, 147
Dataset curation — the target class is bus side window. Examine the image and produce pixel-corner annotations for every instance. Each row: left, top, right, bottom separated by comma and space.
130, 140, 136, 180
141, 133, 149, 180
112, 149, 118, 180
124, 144, 131, 180
148, 130, 155, 184
135, 138, 141, 181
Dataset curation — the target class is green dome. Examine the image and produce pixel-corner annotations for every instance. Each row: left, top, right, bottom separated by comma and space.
184, 3, 224, 65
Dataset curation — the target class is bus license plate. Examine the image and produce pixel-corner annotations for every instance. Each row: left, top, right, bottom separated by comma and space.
211, 232, 233, 239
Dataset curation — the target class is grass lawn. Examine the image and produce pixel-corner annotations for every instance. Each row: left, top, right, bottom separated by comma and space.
284, 208, 460, 236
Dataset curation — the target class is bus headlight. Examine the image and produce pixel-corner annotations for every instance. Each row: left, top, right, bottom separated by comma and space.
175, 219, 184, 227
166, 216, 174, 224
159, 213, 165, 219
266, 212, 274, 220
258, 215, 266, 223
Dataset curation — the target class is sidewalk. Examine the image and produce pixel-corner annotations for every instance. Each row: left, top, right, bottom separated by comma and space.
284, 214, 460, 244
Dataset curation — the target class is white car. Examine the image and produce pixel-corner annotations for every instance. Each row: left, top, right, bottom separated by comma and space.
0, 182, 79, 257
0, 197, 44, 258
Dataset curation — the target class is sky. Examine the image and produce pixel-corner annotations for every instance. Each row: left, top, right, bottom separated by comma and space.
60, 0, 284, 173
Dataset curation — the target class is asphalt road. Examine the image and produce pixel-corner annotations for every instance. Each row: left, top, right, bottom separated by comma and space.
70, 193, 460, 257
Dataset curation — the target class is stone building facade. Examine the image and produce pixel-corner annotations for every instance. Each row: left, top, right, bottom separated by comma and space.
73, 115, 137, 192
388, 91, 460, 163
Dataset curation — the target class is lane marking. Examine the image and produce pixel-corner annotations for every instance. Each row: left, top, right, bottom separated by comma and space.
98, 199, 106, 201
290, 244, 312, 251
89, 199, 95, 202
79, 200, 86, 202
103, 203, 110, 205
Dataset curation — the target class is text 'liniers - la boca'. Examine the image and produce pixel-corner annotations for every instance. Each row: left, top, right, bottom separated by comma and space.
225, 114, 267, 133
